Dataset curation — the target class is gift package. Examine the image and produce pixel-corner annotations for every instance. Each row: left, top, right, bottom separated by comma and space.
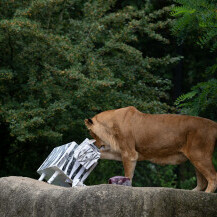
37, 138, 100, 187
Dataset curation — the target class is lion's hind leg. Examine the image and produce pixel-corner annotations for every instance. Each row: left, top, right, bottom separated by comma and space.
183, 133, 217, 193
192, 168, 207, 191
184, 149, 217, 193
191, 159, 217, 193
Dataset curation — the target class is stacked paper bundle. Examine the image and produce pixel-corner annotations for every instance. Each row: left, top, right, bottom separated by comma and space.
37, 138, 100, 187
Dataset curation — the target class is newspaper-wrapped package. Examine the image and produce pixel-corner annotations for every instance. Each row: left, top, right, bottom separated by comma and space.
37, 138, 100, 187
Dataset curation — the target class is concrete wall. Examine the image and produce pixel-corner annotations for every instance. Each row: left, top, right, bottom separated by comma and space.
0, 176, 217, 217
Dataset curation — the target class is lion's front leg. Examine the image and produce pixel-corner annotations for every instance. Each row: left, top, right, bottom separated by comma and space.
122, 158, 137, 180
121, 151, 138, 180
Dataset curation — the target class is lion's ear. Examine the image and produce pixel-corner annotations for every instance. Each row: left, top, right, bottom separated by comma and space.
85, 118, 93, 127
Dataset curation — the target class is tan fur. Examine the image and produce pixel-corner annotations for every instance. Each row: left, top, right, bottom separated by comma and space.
85, 106, 217, 193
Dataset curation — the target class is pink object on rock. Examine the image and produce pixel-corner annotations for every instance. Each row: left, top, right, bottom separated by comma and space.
108, 176, 131, 186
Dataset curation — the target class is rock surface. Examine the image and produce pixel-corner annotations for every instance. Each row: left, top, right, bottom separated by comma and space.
0, 176, 217, 217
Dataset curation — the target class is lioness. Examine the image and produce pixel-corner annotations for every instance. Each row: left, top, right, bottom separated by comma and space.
85, 106, 217, 193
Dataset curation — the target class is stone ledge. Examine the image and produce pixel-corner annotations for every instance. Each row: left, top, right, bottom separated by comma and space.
0, 176, 217, 217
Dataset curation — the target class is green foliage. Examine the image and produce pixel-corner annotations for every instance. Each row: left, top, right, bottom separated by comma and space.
172, 0, 217, 121
0, 1, 178, 145
87, 161, 178, 188
135, 162, 178, 188
178, 162, 196, 190
171, 0, 217, 49
175, 79, 217, 119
